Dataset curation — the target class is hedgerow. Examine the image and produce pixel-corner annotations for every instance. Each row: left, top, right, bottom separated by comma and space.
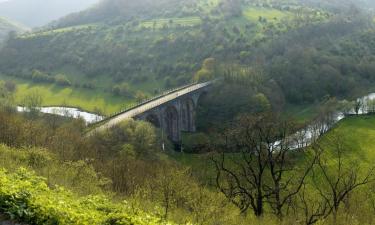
0, 168, 181, 225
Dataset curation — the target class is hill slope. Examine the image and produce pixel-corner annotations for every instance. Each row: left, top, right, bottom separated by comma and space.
2, 0, 375, 117
0, 0, 328, 93
0, 0, 99, 27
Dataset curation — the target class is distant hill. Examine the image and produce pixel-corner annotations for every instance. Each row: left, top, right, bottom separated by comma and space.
0, 16, 27, 42
4, 0, 374, 109
0, 0, 99, 27
55, 0, 199, 28
300, 0, 375, 11
0, 0, 331, 94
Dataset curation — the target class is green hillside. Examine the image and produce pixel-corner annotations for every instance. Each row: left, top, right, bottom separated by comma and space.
0, 143, 177, 225
1, 1, 375, 225
0, 0, 330, 113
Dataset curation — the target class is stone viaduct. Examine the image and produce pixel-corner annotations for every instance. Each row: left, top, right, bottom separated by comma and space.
90, 81, 213, 143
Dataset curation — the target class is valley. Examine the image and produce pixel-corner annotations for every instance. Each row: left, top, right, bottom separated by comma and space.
0, 0, 375, 225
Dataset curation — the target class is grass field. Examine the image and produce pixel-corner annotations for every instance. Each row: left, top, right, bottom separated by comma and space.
19, 24, 98, 39
14, 83, 132, 115
0, 75, 133, 115
173, 115, 375, 181
140, 17, 202, 29
243, 7, 292, 22
322, 115, 375, 162
197, 0, 220, 13
283, 103, 319, 124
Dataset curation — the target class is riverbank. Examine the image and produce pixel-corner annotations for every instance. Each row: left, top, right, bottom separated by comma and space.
0, 74, 133, 115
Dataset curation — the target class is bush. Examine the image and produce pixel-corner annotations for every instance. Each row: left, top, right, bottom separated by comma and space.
182, 133, 210, 153
0, 168, 175, 225
135, 91, 148, 102
193, 69, 213, 82
112, 83, 133, 98
31, 70, 54, 83
81, 82, 96, 89
4, 81, 16, 93
54, 74, 72, 86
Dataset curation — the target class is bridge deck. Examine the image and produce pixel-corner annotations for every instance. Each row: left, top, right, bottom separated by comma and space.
91, 81, 212, 133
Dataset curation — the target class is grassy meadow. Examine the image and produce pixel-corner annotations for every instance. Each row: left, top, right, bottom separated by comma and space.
243, 7, 292, 22
175, 115, 375, 182
0, 74, 133, 115
321, 115, 375, 162
140, 17, 202, 29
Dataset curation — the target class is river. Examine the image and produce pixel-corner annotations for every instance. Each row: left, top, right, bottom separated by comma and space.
15, 92, 375, 139
16, 106, 103, 124
288, 92, 375, 149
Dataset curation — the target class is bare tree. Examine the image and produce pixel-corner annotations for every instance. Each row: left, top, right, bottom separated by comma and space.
213, 113, 317, 218
354, 98, 364, 115
299, 135, 375, 224
298, 184, 331, 225
22, 90, 43, 118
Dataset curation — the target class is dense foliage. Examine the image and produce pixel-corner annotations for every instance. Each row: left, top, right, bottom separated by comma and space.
2, 1, 375, 224
0, 167, 174, 225
0, 0, 328, 99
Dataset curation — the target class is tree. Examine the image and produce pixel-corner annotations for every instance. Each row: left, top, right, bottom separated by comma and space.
4, 81, 16, 93
55, 74, 72, 86
112, 82, 133, 98
213, 113, 317, 218
253, 93, 271, 112
311, 98, 340, 138
354, 99, 364, 115
193, 58, 217, 82
0, 81, 15, 111
304, 134, 375, 224
338, 99, 354, 115
31, 70, 53, 83
366, 98, 375, 114
135, 91, 147, 103
22, 91, 43, 117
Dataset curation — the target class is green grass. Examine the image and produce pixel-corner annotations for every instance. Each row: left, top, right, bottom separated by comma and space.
19, 24, 98, 39
197, 0, 220, 13
140, 17, 202, 29
283, 103, 319, 124
15, 83, 132, 115
0, 75, 133, 115
174, 115, 375, 182
323, 115, 375, 162
243, 7, 292, 22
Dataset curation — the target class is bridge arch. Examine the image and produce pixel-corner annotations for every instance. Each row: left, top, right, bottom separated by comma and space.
181, 98, 195, 132
164, 105, 180, 142
145, 113, 161, 128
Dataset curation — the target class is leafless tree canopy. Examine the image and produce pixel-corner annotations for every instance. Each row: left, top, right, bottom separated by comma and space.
213, 113, 317, 218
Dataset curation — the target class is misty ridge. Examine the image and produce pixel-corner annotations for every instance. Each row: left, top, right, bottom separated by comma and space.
0, 0, 99, 27
0, 0, 374, 29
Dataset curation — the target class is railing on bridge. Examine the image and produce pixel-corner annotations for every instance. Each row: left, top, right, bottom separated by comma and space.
91, 80, 213, 126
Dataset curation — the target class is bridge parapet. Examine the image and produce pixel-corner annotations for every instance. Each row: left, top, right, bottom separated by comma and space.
92, 81, 213, 125
88, 80, 214, 144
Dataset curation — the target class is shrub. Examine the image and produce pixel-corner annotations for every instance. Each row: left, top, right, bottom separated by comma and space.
182, 133, 210, 153
31, 70, 54, 83
82, 82, 96, 89
135, 91, 148, 103
54, 74, 72, 86
112, 83, 133, 98
4, 81, 16, 93
0, 168, 177, 225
